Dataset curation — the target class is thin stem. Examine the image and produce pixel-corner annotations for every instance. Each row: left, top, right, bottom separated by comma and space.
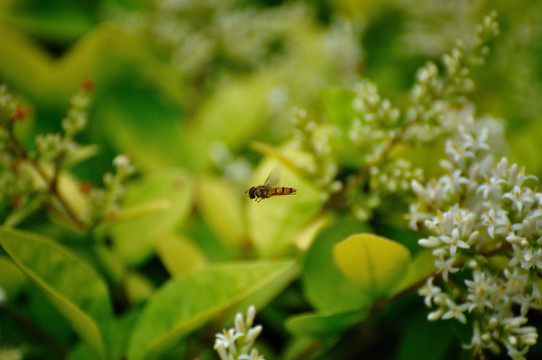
321, 117, 418, 213
6, 124, 87, 229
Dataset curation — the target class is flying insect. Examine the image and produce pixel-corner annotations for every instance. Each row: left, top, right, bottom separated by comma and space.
246, 170, 297, 202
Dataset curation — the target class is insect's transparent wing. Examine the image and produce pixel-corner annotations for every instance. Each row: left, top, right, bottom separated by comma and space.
263, 168, 281, 188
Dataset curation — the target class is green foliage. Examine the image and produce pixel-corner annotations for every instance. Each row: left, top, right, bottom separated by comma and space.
127, 260, 298, 360
333, 233, 411, 299
0, 227, 113, 359
0, 1, 541, 360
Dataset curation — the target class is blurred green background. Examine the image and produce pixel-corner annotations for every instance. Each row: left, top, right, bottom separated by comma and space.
1, 0, 541, 177
1, 0, 542, 359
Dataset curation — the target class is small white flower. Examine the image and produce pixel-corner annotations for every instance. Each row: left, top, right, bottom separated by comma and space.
214, 328, 243, 353
418, 236, 440, 248
427, 307, 445, 321
419, 277, 443, 307
441, 298, 470, 324
213, 306, 264, 360
439, 228, 470, 257
434, 255, 459, 281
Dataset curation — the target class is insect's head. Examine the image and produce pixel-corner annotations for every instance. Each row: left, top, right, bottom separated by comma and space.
246, 186, 256, 199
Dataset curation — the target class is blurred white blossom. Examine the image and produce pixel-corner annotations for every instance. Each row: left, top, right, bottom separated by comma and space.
214, 306, 265, 360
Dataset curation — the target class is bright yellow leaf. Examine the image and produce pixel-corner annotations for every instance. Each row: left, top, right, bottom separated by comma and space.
333, 233, 411, 298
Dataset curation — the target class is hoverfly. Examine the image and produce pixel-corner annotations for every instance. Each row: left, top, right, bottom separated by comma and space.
245, 170, 297, 202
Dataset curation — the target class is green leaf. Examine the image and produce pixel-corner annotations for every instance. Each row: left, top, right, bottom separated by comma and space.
154, 233, 207, 277
286, 310, 367, 338
126, 259, 299, 360
197, 176, 246, 248
333, 233, 411, 299
184, 73, 280, 170
109, 168, 193, 265
0, 227, 113, 359
98, 81, 186, 171
302, 218, 372, 313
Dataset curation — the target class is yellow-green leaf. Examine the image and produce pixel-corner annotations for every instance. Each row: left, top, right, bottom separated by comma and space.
126, 259, 298, 360
197, 176, 246, 248
109, 168, 193, 265
0, 227, 113, 359
154, 233, 207, 277
302, 218, 372, 313
333, 233, 411, 298
184, 73, 280, 169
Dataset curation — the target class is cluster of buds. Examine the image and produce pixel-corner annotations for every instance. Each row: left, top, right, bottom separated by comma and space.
291, 108, 342, 199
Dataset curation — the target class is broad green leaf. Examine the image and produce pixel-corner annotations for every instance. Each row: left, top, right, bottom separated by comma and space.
126, 259, 298, 360
302, 218, 372, 313
286, 310, 367, 338
183, 73, 280, 170
250, 141, 306, 178
197, 176, 246, 248
0, 227, 113, 359
246, 154, 323, 257
333, 233, 411, 299
110, 168, 193, 265
154, 233, 207, 277
97, 81, 186, 171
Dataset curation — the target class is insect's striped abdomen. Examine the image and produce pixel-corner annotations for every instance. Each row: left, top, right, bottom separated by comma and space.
269, 187, 297, 196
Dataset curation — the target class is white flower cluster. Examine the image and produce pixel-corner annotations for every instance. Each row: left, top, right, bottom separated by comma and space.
214, 306, 265, 360
150, 0, 310, 75
410, 111, 542, 359
369, 159, 424, 197
349, 80, 401, 163
406, 11, 499, 144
